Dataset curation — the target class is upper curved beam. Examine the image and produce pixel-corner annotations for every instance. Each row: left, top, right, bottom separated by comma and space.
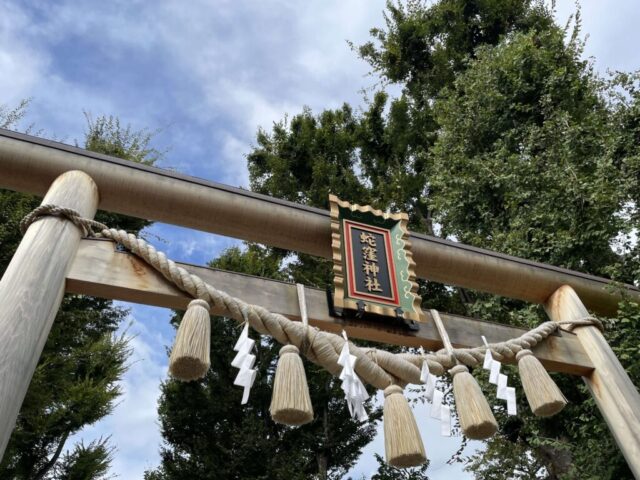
0, 128, 636, 315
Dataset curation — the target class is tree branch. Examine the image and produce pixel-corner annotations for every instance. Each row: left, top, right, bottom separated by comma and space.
34, 432, 69, 480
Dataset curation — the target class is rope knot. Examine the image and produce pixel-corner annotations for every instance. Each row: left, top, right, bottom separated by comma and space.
515, 349, 533, 361
280, 344, 299, 356
384, 385, 403, 397
20, 204, 108, 237
449, 365, 469, 377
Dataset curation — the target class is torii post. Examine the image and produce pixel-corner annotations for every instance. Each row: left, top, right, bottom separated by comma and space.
0, 128, 639, 476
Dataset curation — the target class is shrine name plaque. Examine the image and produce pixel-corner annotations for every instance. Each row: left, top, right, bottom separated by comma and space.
329, 195, 425, 322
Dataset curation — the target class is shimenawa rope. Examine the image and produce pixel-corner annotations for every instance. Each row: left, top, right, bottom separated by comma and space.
21, 204, 604, 391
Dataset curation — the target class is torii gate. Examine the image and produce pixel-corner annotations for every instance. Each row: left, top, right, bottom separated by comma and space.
0, 128, 638, 476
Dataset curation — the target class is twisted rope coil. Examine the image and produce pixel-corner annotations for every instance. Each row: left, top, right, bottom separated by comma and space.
20, 204, 108, 237
22, 205, 603, 390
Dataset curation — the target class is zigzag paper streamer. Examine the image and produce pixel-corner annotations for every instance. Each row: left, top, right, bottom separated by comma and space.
338, 331, 369, 421
231, 323, 257, 404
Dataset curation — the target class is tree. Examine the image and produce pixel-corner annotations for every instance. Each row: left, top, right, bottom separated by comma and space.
427, 22, 637, 479
247, 0, 561, 315
356, 0, 554, 99
350, 0, 556, 236
143, 0, 640, 477
0, 104, 162, 479
247, 1, 640, 477
146, 245, 380, 480
0, 100, 32, 131
430, 28, 621, 273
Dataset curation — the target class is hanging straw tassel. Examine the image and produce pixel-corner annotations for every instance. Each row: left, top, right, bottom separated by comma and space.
430, 309, 497, 440
270, 345, 314, 426
169, 299, 211, 381
516, 350, 567, 417
449, 365, 498, 439
383, 385, 427, 468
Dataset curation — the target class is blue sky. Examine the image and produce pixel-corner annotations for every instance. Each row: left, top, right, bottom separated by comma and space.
2, 1, 639, 478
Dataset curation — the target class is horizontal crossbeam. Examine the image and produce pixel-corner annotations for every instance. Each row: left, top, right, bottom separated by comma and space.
0, 129, 637, 315
66, 239, 593, 375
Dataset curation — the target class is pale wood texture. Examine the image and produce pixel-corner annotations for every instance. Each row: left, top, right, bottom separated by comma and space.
430, 309, 454, 355
0, 171, 98, 458
545, 285, 640, 478
0, 129, 637, 315
67, 239, 593, 375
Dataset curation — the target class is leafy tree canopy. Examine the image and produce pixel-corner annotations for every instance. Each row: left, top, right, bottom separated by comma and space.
148, 1, 640, 478
245, 1, 640, 478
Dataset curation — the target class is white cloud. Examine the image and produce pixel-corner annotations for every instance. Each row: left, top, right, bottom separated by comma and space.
219, 132, 251, 187
0, 0, 388, 179
554, 0, 640, 75
0, 3, 48, 105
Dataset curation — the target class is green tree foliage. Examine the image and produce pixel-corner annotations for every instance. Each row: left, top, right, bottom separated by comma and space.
246, 1, 640, 478
55, 438, 113, 480
249, 106, 366, 209
356, 0, 554, 98
146, 245, 380, 480
428, 22, 639, 479
0, 104, 161, 479
83, 113, 162, 166
250, 1, 558, 236
351, 0, 556, 236
430, 28, 622, 272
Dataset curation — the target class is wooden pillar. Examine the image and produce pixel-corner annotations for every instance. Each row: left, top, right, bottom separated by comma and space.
545, 285, 640, 478
0, 170, 98, 459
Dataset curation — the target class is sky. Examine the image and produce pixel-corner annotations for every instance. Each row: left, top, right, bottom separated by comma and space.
1, 0, 639, 478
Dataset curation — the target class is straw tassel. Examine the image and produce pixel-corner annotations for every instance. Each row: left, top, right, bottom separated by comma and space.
516, 350, 567, 417
450, 365, 498, 440
169, 299, 211, 381
430, 309, 497, 440
270, 345, 314, 426
383, 385, 427, 468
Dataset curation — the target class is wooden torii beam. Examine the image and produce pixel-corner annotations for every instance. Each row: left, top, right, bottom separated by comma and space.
0, 130, 639, 476
0, 128, 637, 315
68, 238, 593, 376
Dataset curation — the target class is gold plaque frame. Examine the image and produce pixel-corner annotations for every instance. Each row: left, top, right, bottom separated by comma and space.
329, 194, 426, 322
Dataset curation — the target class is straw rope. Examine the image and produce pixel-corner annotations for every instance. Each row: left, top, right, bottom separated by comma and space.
21, 205, 604, 390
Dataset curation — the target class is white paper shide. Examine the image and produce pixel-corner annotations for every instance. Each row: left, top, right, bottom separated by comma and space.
231, 322, 257, 404
482, 336, 516, 416
421, 358, 451, 436
338, 331, 369, 421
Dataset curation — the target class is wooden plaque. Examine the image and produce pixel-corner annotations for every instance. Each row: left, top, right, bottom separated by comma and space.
329, 195, 425, 322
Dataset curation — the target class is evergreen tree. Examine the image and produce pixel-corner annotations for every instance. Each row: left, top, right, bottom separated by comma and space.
0, 104, 161, 479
